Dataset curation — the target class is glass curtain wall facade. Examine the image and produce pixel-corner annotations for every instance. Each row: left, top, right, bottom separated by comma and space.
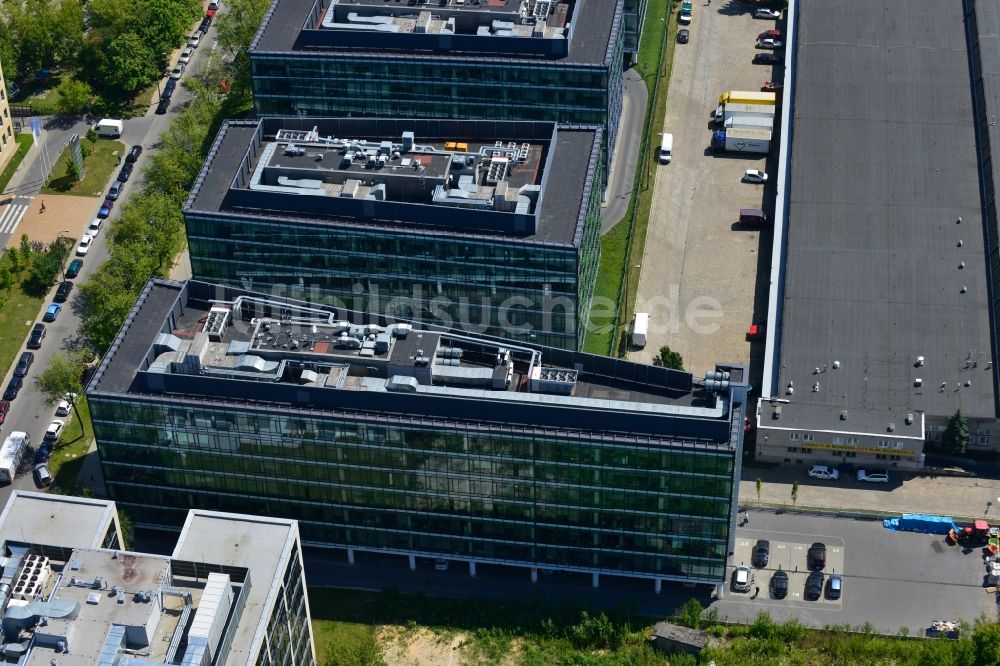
91, 398, 736, 582
622, 0, 647, 62
185, 164, 603, 350
255, 543, 313, 666
251, 38, 625, 158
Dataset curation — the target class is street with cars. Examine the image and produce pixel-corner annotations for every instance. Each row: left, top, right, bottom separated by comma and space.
0, 1, 222, 501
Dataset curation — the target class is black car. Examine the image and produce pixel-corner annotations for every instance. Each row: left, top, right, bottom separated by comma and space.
66, 259, 83, 279
751, 539, 770, 568
806, 570, 824, 600
753, 52, 784, 65
54, 280, 73, 303
13, 351, 33, 377
117, 162, 134, 182
199, 16, 213, 33
127, 145, 143, 163
161, 79, 177, 100
27, 323, 46, 349
3, 376, 23, 401
156, 98, 170, 115
808, 542, 827, 570
677, 28, 689, 44
770, 568, 788, 599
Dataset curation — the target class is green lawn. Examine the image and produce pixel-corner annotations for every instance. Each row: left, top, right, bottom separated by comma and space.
42, 137, 125, 197
0, 134, 34, 193
0, 287, 45, 382
584, 0, 676, 355
48, 396, 93, 492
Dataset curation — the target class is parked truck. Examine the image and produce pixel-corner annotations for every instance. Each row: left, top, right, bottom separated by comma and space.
724, 115, 774, 132
0, 431, 29, 483
711, 129, 770, 154
718, 90, 776, 106
714, 102, 775, 125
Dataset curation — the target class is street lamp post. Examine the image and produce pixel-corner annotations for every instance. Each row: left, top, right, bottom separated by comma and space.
57, 230, 69, 282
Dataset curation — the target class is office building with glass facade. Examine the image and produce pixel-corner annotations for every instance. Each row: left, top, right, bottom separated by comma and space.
623, 0, 647, 62
0, 491, 316, 666
183, 117, 603, 350
87, 279, 750, 587
249, 0, 625, 156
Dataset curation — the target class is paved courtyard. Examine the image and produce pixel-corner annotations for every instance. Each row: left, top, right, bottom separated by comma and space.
633, 5, 780, 375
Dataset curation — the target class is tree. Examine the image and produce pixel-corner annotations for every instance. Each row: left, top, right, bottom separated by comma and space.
100, 32, 158, 93
674, 598, 703, 629
942, 409, 970, 454
973, 623, 1000, 666
117, 507, 134, 551
790, 480, 799, 507
755, 477, 762, 506
26, 241, 68, 293
19, 234, 31, 269
55, 78, 93, 115
79, 261, 155, 353
66, 158, 81, 183
215, 0, 273, 93
34, 350, 92, 421
652, 345, 684, 370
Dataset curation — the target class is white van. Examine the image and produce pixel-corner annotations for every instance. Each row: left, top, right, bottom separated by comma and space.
632, 312, 649, 348
94, 118, 124, 138
658, 133, 673, 164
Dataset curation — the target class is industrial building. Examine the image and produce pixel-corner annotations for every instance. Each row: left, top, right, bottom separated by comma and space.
183, 117, 603, 350
0, 491, 315, 665
248, 0, 625, 155
87, 279, 750, 588
757, 0, 1000, 468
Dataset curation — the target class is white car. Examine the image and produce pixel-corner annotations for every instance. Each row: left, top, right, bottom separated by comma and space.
85, 218, 103, 237
857, 469, 889, 483
188, 32, 202, 48
76, 236, 93, 256
434, 558, 449, 571
731, 565, 751, 592
756, 38, 784, 49
170, 63, 185, 80
743, 169, 769, 184
808, 465, 840, 481
44, 420, 64, 441
754, 8, 781, 19
179, 47, 194, 65
55, 399, 71, 417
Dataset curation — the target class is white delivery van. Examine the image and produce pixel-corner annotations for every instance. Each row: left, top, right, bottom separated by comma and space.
94, 118, 124, 138
0, 431, 29, 483
632, 312, 649, 348
658, 133, 673, 164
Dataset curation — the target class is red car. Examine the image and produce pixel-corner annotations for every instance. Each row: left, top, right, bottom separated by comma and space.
0, 401, 9, 424
758, 29, 781, 40
205, 7, 216, 17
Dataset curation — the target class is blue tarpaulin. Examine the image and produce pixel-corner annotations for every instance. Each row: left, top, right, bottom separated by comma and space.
882, 514, 959, 534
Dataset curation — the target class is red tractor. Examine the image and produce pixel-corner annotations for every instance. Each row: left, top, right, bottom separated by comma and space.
947, 520, 990, 546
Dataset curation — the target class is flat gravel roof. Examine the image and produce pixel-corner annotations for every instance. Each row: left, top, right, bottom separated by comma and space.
777, 0, 997, 425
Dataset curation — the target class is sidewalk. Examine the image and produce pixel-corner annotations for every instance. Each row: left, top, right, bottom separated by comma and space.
740, 464, 1000, 521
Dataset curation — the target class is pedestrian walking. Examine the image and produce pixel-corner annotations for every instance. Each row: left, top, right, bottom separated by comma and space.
751, 586, 759, 599
39, 200, 46, 213
744, 511, 750, 525
116, 155, 122, 165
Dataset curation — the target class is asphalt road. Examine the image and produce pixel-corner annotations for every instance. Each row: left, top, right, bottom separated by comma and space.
713, 510, 998, 633
0, 14, 221, 500
601, 68, 649, 234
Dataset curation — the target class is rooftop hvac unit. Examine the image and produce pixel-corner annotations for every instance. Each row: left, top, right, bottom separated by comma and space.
204, 306, 230, 342
529, 366, 577, 395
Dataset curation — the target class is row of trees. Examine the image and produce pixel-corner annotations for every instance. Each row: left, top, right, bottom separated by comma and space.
0, 0, 202, 99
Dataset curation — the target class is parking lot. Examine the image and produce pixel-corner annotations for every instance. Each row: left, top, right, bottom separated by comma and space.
713, 511, 998, 633
731, 532, 845, 605
633, 3, 782, 375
